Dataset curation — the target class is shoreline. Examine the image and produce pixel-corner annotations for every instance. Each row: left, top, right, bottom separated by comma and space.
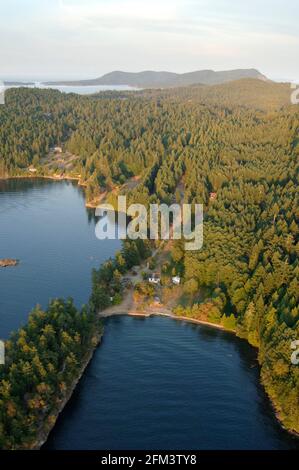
100, 308, 236, 334
0, 174, 81, 183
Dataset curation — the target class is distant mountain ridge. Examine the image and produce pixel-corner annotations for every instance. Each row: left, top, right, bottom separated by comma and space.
44, 69, 268, 88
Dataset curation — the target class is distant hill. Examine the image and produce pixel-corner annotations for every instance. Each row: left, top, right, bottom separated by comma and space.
44, 69, 268, 88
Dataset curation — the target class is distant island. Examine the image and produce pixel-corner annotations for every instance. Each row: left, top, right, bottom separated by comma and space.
43, 68, 268, 89
4, 81, 35, 86
0, 258, 19, 267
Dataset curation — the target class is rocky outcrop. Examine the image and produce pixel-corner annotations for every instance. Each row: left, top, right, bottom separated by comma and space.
0, 258, 19, 267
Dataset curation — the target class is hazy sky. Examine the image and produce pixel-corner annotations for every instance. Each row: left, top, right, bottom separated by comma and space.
1, 0, 298, 80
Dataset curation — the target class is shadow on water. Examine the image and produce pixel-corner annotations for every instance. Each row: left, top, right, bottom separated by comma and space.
0, 177, 78, 193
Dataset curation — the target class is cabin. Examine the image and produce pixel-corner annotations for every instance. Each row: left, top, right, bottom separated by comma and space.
149, 273, 160, 284
172, 276, 181, 285
28, 167, 37, 173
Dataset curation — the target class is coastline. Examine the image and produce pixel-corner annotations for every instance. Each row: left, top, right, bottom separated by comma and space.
2, 175, 298, 444
0, 174, 81, 183
260, 374, 299, 440
100, 308, 236, 334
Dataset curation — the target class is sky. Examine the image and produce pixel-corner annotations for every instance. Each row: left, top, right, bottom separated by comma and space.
0, 0, 299, 81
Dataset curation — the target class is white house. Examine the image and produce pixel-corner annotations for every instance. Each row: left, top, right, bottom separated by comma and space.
172, 276, 181, 285
149, 274, 160, 284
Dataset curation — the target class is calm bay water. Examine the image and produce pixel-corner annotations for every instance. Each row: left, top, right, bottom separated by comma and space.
0, 178, 120, 337
44, 316, 298, 450
0, 179, 297, 449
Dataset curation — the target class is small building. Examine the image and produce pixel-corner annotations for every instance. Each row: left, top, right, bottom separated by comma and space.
28, 167, 37, 173
209, 192, 217, 201
172, 276, 181, 285
54, 146, 62, 153
149, 273, 160, 284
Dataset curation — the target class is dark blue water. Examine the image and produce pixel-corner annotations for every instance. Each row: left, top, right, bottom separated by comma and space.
0, 179, 297, 450
0, 178, 120, 337
45, 316, 298, 450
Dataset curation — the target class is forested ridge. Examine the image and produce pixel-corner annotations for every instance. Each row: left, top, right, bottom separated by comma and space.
0, 80, 298, 436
